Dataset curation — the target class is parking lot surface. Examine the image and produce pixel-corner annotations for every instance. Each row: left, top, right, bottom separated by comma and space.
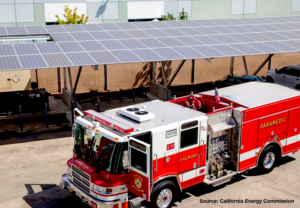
0, 131, 300, 208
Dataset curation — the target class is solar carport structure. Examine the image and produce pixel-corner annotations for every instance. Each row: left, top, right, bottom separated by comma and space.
1, 16, 300, 99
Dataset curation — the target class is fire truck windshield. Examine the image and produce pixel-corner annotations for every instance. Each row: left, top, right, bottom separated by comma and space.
74, 124, 127, 174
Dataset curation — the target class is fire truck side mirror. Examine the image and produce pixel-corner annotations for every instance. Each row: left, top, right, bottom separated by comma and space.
122, 150, 130, 169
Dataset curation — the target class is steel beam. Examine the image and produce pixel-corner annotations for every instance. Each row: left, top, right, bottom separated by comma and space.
242, 56, 249, 75
230, 57, 235, 76
268, 56, 272, 70
161, 62, 168, 87
104, 65, 108, 91
168, 60, 186, 88
253, 54, 274, 75
35, 69, 39, 88
63, 67, 67, 90
57, 68, 61, 93
73, 66, 82, 97
152, 62, 156, 82
191, 59, 195, 83
68, 67, 73, 94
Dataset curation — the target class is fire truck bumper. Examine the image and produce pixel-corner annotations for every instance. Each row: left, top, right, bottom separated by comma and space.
60, 174, 123, 208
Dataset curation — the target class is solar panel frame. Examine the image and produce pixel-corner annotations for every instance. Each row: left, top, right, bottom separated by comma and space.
14, 44, 40, 55
19, 55, 48, 69
79, 41, 106, 51
111, 50, 143, 63
173, 47, 206, 59
132, 49, 164, 62
36, 42, 63, 54
66, 52, 97, 66
43, 53, 73, 67
0, 44, 16, 56
58, 42, 85, 53
0, 56, 22, 71
191, 45, 225, 58
152, 48, 184, 60
99, 40, 127, 50
70, 32, 96, 41
89, 51, 120, 64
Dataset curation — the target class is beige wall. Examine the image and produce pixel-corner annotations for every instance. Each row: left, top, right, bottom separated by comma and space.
27, 53, 300, 94
0, 70, 31, 92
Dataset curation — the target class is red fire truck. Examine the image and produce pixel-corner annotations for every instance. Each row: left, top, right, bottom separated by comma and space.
60, 82, 300, 208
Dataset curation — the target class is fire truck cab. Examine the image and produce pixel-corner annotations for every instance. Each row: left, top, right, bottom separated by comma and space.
60, 82, 300, 208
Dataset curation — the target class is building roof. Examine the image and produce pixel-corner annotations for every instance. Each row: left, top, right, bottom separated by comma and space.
2, 16, 300, 71
201, 82, 300, 108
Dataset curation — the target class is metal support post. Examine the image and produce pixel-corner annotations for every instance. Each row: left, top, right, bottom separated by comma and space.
230, 57, 235, 76
72, 66, 82, 97
68, 67, 73, 94
57, 68, 61, 93
45, 103, 49, 128
35, 69, 39, 88
253, 54, 274, 75
19, 105, 23, 131
107, 90, 110, 103
168, 60, 186, 88
242, 56, 249, 75
97, 98, 100, 113
63, 67, 67, 90
268, 56, 272, 70
104, 65, 108, 91
71, 100, 75, 124
161, 62, 168, 87
120, 89, 123, 103
191, 59, 195, 84
152, 62, 156, 82
133, 89, 136, 101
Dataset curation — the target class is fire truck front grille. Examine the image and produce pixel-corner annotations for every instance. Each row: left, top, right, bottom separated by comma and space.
71, 165, 90, 194
73, 171, 90, 187
72, 165, 90, 180
73, 178, 90, 194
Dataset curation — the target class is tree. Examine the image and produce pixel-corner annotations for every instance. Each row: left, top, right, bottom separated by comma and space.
179, 8, 188, 20
161, 12, 176, 21
56, 6, 89, 24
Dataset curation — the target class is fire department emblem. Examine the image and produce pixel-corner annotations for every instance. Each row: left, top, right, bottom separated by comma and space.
134, 178, 142, 189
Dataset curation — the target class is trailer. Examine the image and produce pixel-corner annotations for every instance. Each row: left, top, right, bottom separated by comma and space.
60, 82, 300, 208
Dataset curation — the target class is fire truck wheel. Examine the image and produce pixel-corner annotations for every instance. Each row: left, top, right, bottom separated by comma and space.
258, 145, 279, 173
266, 77, 274, 83
151, 181, 177, 208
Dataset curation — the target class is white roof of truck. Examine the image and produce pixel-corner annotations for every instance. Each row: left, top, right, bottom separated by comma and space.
201, 82, 300, 108
101, 100, 207, 133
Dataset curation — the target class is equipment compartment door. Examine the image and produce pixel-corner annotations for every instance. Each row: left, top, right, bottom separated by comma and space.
128, 137, 151, 201
286, 108, 300, 153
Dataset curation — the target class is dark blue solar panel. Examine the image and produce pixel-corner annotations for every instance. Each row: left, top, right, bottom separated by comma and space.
0, 44, 16, 56
19, 55, 48, 69
36, 42, 63, 54
43, 53, 73, 67
14, 44, 39, 55
66, 52, 97, 66
0, 56, 21, 71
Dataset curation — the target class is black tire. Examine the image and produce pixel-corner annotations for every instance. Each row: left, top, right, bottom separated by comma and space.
266, 76, 274, 83
258, 145, 279, 173
151, 181, 177, 208
296, 85, 300, 90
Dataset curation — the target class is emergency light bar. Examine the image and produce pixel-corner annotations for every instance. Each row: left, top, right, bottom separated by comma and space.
83, 110, 134, 133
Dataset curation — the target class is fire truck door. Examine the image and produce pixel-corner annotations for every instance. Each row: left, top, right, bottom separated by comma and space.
286, 108, 300, 153
128, 137, 151, 201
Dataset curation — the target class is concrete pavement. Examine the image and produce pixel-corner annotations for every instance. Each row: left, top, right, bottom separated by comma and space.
0, 131, 299, 208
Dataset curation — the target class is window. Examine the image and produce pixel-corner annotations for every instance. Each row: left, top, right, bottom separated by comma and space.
278, 67, 293, 75
180, 127, 198, 149
182, 120, 198, 130
131, 148, 147, 173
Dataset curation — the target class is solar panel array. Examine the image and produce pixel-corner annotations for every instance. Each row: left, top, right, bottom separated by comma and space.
2, 16, 300, 70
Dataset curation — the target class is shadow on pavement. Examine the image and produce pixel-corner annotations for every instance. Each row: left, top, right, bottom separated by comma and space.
23, 184, 88, 208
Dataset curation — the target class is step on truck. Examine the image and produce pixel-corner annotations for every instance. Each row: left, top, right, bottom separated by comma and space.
60, 82, 300, 208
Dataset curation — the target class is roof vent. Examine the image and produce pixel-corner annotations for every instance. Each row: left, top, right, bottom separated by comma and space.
118, 106, 155, 123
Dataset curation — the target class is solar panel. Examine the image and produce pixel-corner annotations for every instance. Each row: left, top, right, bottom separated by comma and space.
89, 51, 120, 64
227, 34, 256, 43
98, 23, 121, 31
70, 32, 95, 41
132, 49, 164, 61
0, 56, 21, 71
147, 21, 171, 29
43, 53, 73, 67
247, 42, 281, 53
278, 31, 300, 39
173, 47, 205, 59
152, 48, 184, 60
193, 36, 222, 45
0, 27, 7, 35
63, 24, 85, 32
99, 40, 126, 50
114, 23, 138, 30
19, 55, 47, 69
208, 19, 234, 26
254, 24, 281, 32
192, 46, 225, 58
285, 23, 300, 30
269, 24, 295, 31
36, 42, 63, 54
160, 29, 186, 37
210, 35, 239, 44
66, 52, 97, 66
79, 41, 106, 51
80, 24, 102, 32
226, 26, 251, 33
240, 25, 267, 32
263, 41, 298, 52
126, 30, 151, 38
58, 42, 85, 53
90, 31, 114, 40
229, 44, 264, 55
222, 18, 247, 25
0, 44, 16, 56
26, 26, 48, 34
156, 37, 185, 47
164, 21, 188, 28
253, 17, 277, 24
179, 20, 201, 27
118, 39, 147, 49
144, 29, 168, 37
281, 40, 300, 49
180, 28, 203, 36
131, 22, 154, 29
194, 27, 220, 35
45, 25, 67, 33
174, 37, 204, 46
238, 18, 260, 24
210, 45, 244, 56
194, 20, 218, 26
14, 44, 39, 55
51, 33, 75, 42
6, 27, 28, 35
138, 38, 167, 48
111, 50, 142, 62
244, 33, 272, 42
108, 31, 133, 39
258, 32, 288, 41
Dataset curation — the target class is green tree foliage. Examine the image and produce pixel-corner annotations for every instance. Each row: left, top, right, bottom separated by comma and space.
56, 6, 89, 24
161, 12, 176, 21
179, 8, 188, 20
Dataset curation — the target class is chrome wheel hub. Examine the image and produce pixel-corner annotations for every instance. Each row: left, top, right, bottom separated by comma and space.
157, 188, 173, 208
263, 152, 275, 169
